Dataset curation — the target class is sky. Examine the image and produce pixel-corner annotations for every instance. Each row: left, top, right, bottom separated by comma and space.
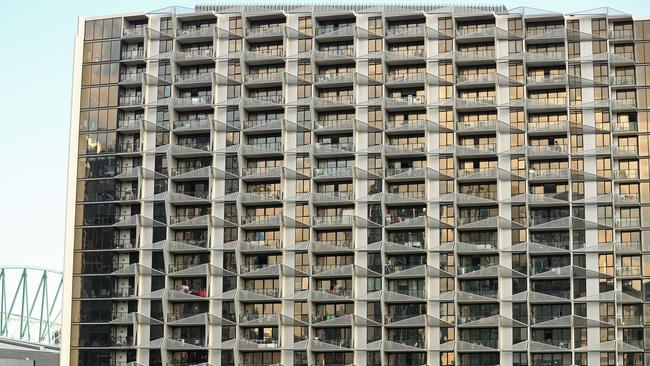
0, 0, 649, 271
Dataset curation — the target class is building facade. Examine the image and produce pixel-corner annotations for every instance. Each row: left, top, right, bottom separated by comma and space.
62, 4, 650, 366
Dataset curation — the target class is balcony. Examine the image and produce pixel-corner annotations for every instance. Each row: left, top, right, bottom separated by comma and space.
173, 95, 212, 110
456, 26, 497, 40
313, 48, 355, 61
111, 286, 135, 298
175, 49, 214, 64
617, 315, 643, 326
610, 75, 635, 87
242, 142, 283, 157
612, 121, 638, 133
245, 24, 285, 39
312, 191, 354, 205
385, 24, 426, 39
385, 142, 425, 157
526, 98, 567, 111
616, 218, 640, 228
312, 239, 353, 251
526, 74, 567, 87
385, 95, 426, 110
315, 25, 354, 39
169, 214, 208, 225
244, 48, 285, 63
240, 215, 282, 228
174, 72, 213, 86
314, 142, 354, 156
243, 72, 284, 86
385, 72, 426, 86
238, 337, 280, 351
609, 29, 634, 40
122, 26, 145, 38
120, 49, 145, 61
314, 72, 354, 86
456, 143, 497, 156
384, 49, 425, 63
455, 96, 496, 110
613, 169, 639, 180
312, 95, 355, 110
617, 267, 641, 277
611, 98, 637, 111
533, 338, 571, 349
118, 95, 143, 107
175, 141, 211, 152
525, 51, 566, 64
115, 142, 140, 154
387, 337, 425, 348
527, 144, 568, 157
314, 119, 354, 131
176, 25, 216, 40
173, 118, 211, 132
455, 50, 495, 63
312, 215, 354, 228
118, 72, 144, 86
388, 288, 426, 299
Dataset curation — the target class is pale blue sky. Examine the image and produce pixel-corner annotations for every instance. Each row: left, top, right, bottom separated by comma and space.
0, 0, 648, 270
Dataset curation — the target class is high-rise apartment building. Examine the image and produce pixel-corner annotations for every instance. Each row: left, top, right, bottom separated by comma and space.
62, 4, 650, 366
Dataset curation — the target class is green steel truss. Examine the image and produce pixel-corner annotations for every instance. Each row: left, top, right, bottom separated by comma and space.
0, 266, 62, 346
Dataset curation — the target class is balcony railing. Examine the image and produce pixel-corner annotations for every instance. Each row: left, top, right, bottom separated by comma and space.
116, 142, 140, 153
609, 29, 634, 39
243, 72, 283, 84
118, 96, 143, 106
122, 27, 145, 37
315, 25, 354, 37
121, 49, 144, 60
616, 218, 640, 228
246, 24, 285, 37
385, 24, 426, 37
314, 72, 354, 83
